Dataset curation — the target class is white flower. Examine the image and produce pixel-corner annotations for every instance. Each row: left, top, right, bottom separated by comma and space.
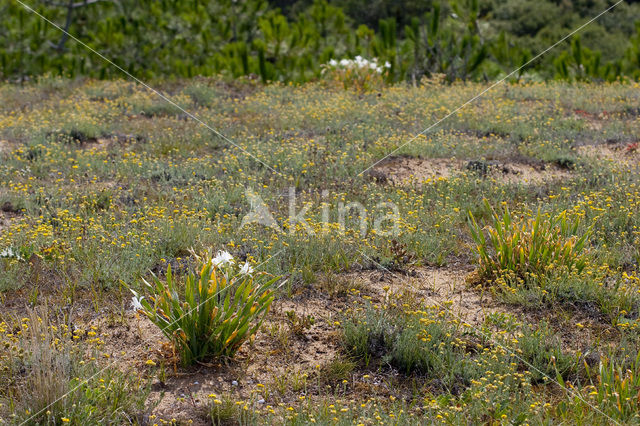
0, 247, 22, 260
327, 57, 386, 72
212, 250, 234, 266
239, 261, 254, 275
131, 296, 144, 311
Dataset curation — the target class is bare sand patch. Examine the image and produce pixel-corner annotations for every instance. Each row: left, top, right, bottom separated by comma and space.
577, 143, 640, 170
373, 156, 572, 186
372, 156, 457, 184
345, 266, 509, 326
493, 161, 572, 184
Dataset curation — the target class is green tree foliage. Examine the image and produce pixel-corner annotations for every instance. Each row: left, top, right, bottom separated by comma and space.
2, 0, 640, 82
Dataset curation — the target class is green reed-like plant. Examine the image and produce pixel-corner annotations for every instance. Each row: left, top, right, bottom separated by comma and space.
131, 250, 278, 365
557, 353, 640, 422
468, 201, 592, 281
589, 353, 640, 420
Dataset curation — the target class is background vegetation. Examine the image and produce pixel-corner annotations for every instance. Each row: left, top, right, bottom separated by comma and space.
3, 0, 640, 82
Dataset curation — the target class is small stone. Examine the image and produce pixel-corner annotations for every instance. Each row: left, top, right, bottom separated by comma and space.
231, 380, 238, 386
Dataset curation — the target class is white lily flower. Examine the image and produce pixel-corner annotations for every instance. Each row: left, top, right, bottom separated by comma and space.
0, 247, 22, 260
212, 250, 234, 266
131, 296, 144, 311
329, 59, 338, 67
239, 261, 254, 275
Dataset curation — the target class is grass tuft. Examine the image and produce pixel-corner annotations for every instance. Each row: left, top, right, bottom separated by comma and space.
468, 200, 592, 284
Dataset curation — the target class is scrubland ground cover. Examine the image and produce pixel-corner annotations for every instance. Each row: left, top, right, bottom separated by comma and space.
1, 77, 640, 424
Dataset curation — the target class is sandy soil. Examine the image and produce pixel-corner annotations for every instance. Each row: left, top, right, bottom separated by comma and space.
577, 142, 640, 170
373, 156, 572, 186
